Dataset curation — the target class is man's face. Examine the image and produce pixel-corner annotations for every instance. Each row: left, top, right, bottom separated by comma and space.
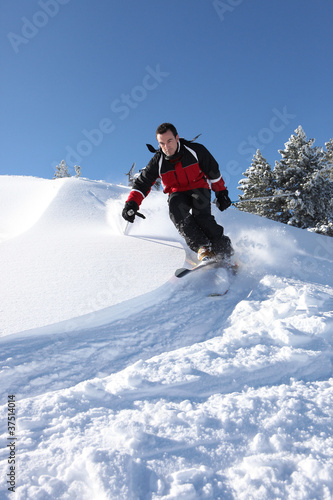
156, 130, 179, 156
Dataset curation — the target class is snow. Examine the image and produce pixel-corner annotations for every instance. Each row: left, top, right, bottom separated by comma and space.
0, 176, 332, 499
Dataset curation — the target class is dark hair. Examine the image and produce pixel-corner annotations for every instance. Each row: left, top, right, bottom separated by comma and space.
156, 123, 178, 138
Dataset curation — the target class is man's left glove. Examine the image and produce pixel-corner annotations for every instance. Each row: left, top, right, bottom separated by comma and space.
215, 190, 232, 212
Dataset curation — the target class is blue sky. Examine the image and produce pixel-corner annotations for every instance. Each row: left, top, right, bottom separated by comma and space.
1, 0, 332, 201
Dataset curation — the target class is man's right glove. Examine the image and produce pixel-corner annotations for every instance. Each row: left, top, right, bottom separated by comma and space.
122, 201, 139, 223
215, 190, 232, 212
122, 200, 146, 223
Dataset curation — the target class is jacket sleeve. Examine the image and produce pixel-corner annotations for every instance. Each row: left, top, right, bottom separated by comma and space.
126, 154, 160, 206
194, 143, 227, 192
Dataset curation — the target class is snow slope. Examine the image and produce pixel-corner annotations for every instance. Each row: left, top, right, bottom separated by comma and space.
0, 176, 332, 499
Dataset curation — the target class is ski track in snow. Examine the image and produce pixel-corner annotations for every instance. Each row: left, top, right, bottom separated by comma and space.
0, 176, 332, 500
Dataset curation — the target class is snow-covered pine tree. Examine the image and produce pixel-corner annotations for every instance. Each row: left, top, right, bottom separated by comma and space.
153, 178, 161, 191
308, 138, 333, 236
126, 164, 161, 191
74, 165, 81, 177
237, 150, 274, 217
272, 126, 326, 228
306, 168, 333, 236
125, 163, 136, 187
322, 138, 333, 182
53, 160, 71, 179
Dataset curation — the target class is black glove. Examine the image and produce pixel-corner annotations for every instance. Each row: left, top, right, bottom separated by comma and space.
215, 190, 232, 212
122, 201, 146, 223
122, 201, 139, 223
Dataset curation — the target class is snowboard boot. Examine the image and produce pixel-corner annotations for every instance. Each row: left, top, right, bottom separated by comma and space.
198, 245, 216, 262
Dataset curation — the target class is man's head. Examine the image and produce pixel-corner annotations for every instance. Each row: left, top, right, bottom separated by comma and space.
156, 123, 179, 157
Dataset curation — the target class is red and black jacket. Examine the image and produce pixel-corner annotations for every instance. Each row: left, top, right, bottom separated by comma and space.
126, 138, 227, 207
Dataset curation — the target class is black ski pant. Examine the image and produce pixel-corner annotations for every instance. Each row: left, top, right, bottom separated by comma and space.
168, 188, 228, 253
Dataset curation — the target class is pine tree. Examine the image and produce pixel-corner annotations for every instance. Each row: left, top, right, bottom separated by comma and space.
74, 165, 81, 177
237, 150, 274, 217
125, 163, 136, 187
307, 138, 333, 236
306, 169, 333, 236
53, 160, 71, 179
125, 162, 161, 191
272, 126, 326, 228
153, 178, 161, 191
322, 139, 333, 181
237, 127, 333, 236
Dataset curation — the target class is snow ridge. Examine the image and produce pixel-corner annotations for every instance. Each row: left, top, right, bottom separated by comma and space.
0, 176, 332, 499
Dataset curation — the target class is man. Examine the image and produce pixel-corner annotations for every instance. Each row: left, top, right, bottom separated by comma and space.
122, 123, 233, 261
